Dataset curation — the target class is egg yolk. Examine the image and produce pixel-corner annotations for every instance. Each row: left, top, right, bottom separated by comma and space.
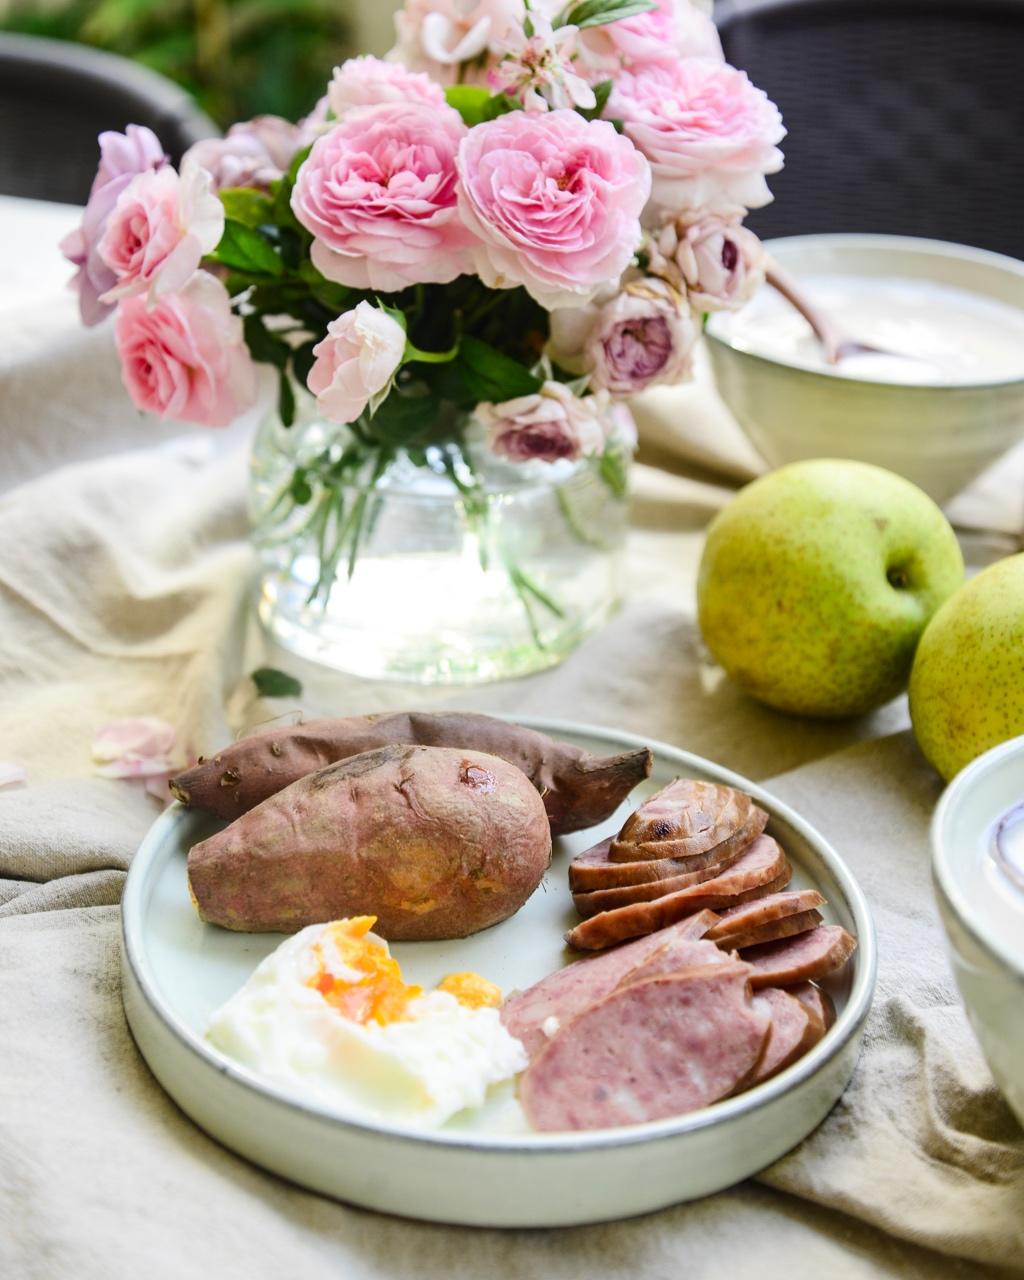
308, 917, 421, 1026
437, 971, 503, 1010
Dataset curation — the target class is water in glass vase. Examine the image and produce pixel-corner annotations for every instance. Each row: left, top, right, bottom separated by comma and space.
249, 408, 629, 684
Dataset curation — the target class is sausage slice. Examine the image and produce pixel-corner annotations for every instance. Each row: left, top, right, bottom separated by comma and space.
786, 981, 836, 1032
609, 780, 765, 863
748, 988, 819, 1085
741, 925, 857, 989
572, 848, 749, 918
501, 911, 720, 1059
565, 835, 791, 952
715, 908, 823, 952
706, 889, 825, 941
519, 964, 771, 1131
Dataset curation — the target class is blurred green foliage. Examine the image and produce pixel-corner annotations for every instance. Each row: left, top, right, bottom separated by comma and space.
1, 0, 352, 126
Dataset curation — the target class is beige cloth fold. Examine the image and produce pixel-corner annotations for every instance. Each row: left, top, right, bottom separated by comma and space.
2, 196, 1023, 1279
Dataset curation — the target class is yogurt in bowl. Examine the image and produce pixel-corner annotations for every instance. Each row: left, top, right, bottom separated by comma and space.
705, 234, 1024, 504
932, 734, 1024, 1126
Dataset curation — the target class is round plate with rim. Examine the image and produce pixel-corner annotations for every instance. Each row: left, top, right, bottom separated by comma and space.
120, 717, 877, 1227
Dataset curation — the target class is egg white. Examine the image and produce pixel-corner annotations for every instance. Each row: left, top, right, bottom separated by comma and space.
206, 923, 528, 1129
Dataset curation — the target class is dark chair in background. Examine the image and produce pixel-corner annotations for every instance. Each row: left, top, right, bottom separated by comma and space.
716, 0, 1024, 259
0, 33, 218, 204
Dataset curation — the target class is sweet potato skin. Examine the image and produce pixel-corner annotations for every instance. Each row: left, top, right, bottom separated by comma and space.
187, 743, 552, 940
171, 711, 652, 836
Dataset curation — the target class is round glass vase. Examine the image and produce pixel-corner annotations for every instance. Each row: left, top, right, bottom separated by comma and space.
249, 402, 630, 685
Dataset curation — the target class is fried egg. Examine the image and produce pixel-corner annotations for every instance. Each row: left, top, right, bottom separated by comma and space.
206, 917, 527, 1128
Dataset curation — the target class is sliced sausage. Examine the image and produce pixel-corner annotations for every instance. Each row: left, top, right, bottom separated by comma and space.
742, 925, 857, 989
609, 780, 765, 863
614, 937, 729, 988
786, 981, 836, 1032
715, 908, 822, 952
572, 850, 748, 918
565, 835, 791, 952
748, 988, 818, 1085
519, 964, 771, 1131
568, 813, 765, 893
705, 889, 825, 941
501, 911, 720, 1059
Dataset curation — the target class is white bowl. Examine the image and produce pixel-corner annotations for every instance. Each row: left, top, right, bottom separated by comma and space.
931, 734, 1024, 1125
120, 718, 876, 1227
706, 234, 1024, 504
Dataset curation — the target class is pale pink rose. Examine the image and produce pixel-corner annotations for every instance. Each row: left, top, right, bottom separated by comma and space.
291, 102, 475, 292
389, 0, 525, 86
183, 116, 302, 191
60, 124, 167, 326
488, 14, 596, 112
307, 302, 407, 425
328, 55, 446, 117
98, 161, 224, 304
585, 276, 699, 393
0, 763, 27, 791
577, 0, 723, 75
480, 381, 608, 463
114, 271, 257, 428
457, 110, 651, 309
664, 216, 766, 311
610, 58, 785, 219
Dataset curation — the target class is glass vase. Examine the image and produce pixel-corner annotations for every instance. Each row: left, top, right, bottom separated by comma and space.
249, 400, 630, 685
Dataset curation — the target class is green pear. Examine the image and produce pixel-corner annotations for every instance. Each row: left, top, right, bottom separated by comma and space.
909, 553, 1024, 780
697, 459, 964, 717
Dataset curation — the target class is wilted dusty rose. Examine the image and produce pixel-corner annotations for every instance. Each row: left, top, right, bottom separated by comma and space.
585, 277, 699, 394
292, 102, 474, 292
610, 58, 785, 219
184, 116, 302, 191
328, 55, 446, 116
480, 381, 607, 463
114, 271, 257, 427
457, 109, 650, 309
577, 0, 723, 75
60, 124, 167, 326
307, 302, 407, 425
664, 216, 766, 311
98, 161, 224, 304
390, 0, 524, 85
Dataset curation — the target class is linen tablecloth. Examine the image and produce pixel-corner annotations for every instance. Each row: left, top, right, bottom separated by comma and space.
2, 195, 1023, 1280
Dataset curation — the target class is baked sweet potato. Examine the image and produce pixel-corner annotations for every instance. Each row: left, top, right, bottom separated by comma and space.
171, 711, 652, 836
187, 743, 552, 940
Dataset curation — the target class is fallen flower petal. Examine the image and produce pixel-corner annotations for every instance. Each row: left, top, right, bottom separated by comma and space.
0, 763, 27, 790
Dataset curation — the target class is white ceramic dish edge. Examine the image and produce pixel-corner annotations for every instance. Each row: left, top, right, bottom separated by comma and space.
120, 717, 878, 1226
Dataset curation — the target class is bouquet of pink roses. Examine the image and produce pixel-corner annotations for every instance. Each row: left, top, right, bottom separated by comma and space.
63, 0, 783, 612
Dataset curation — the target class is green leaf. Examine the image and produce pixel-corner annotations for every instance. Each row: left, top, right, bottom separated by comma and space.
292, 341, 318, 389
243, 314, 290, 368
578, 78, 613, 121
219, 187, 275, 228
565, 0, 656, 29
278, 369, 296, 427
599, 446, 629, 500
444, 84, 493, 126
289, 470, 312, 505
211, 219, 284, 276
250, 667, 303, 698
298, 259, 356, 312
362, 386, 442, 447
457, 335, 543, 402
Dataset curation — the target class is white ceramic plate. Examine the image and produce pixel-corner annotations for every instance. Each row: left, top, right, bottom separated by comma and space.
121, 718, 877, 1227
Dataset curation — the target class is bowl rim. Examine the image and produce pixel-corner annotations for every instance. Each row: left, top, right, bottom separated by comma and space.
706, 232, 1024, 393
121, 715, 878, 1156
931, 732, 1024, 980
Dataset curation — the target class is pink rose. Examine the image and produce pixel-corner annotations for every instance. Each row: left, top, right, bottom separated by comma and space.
389, 0, 525, 86
114, 271, 257, 427
307, 302, 407, 425
457, 109, 651, 309
183, 116, 302, 191
610, 58, 785, 218
578, 0, 723, 75
585, 276, 699, 393
291, 102, 474, 292
480, 381, 608, 463
98, 161, 224, 304
59, 124, 167, 326
664, 216, 766, 311
328, 55, 446, 116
